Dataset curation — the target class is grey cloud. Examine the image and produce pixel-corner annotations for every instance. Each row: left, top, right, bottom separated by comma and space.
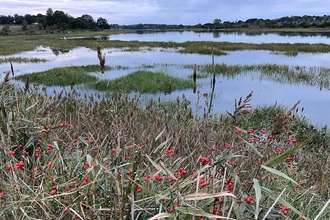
0, 0, 329, 24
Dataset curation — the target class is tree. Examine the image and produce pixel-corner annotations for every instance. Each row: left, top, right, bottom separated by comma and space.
213, 18, 222, 29
45, 8, 54, 26
53, 10, 69, 24
53, 10, 70, 30
96, 17, 109, 29
24, 14, 33, 24
1, 24, 10, 35
21, 20, 28, 31
0, 15, 13, 24
69, 17, 89, 29
81, 14, 94, 23
14, 13, 24, 24
81, 14, 95, 29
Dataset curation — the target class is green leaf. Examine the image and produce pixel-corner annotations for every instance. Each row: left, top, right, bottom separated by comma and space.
25, 101, 39, 112
86, 154, 92, 165
148, 212, 175, 220
145, 155, 177, 180
314, 198, 330, 220
261, 165, 297, 185
78, 136, 89, 146
264, 141, 304, 167
253, 178, 262, 219
184, 192, 236, 201
233, 200, 244, 220
241, 139, 263, 158
151, 138, 171, 154
262, 188, 286, 220
175, 206, 234, 219
261, 187, 308, 220
155, 127, 166, 141
8, 111, 12, 123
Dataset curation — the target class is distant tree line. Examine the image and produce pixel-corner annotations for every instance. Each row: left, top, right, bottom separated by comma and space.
112, 15, 330, 30
205, 15, 330, 29
0, 8, 110, 31
1, 9, 330, 32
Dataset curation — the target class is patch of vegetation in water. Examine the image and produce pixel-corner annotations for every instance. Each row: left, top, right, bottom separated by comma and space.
93, 70, 196, 94
15, 65, 107, 86
192, 63, 330, 89
4, 33, 330, 56
0, 57, 48, 64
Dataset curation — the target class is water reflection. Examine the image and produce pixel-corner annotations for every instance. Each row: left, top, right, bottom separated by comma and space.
64, 36, 110, 41
213, 31, 221, 38
51, 48, 70, 56
109, 30, 330, 44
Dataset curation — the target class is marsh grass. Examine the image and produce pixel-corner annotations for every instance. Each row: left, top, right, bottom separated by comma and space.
0, 81, 329, 219
13, 62, 330, 94
194, 63, 330, 90
14, 66, 195, 94
93, 70, 196, 93
14, 65, 112, 86
0, 57, 48, 64
3, 32, 330, 56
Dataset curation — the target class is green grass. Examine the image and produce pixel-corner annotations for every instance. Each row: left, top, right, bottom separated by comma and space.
93, 70, 196, 93
13, 63, 330, 93
14, 67, 196, 94
0, 57, 48, 64
14, 65, 110, 86
191, 63, 330, 90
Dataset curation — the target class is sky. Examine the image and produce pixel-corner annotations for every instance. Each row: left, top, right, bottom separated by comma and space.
1, 0, 329, 25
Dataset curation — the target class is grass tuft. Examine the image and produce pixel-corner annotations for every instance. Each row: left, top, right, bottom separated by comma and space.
93, 70, 196, 93
15, 65, 107, 86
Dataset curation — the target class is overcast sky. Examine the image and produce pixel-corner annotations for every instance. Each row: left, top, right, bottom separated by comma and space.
1, 0, 329, 25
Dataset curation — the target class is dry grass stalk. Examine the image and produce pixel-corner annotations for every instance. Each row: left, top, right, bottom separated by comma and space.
272, 100, 300, 136
226, 90, 254, 125
10, 61, 14, 76
42, 99, 61, 116
24, 76, 30, 91
97, 44, 106, 74
3, 71, 10, 83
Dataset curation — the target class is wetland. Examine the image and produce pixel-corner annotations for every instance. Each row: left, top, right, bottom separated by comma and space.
1, 30, 330, 126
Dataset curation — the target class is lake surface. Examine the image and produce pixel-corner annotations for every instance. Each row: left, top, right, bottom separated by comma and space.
1, 31, 330, 126
109, 30, 330, 44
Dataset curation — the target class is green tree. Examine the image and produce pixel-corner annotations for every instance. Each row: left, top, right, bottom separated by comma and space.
81, 14, 95, 29
24, 14, 33, 24
96, 17, 109, 29
21, 19, 28, 31
213, 18, 222, 28
53, 10, 69, 24
14, 13, 23, 24
53, 10, 70, 31
0, 15, 13, 24
69, 17, 89, 29
1, 24, 10, 35
45, 8, 54, 26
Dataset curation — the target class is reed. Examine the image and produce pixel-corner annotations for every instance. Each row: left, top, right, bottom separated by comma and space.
0, 81, 329, 219
197, 63, 330, 90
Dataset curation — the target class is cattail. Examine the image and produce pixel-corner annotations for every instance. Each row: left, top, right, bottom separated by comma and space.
24, 76, 30, 91
10, 61, 14, 76
3, 71, 10, 83
97, 44, 106, 74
